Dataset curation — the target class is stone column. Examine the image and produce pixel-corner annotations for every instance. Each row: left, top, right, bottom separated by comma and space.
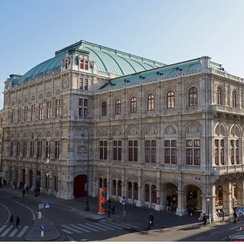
136, 170, 143, 207
176, 191, 188, 216
155, 181, 162, 211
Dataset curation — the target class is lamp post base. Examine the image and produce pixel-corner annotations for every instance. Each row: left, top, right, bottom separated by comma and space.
85, 199, 89, 211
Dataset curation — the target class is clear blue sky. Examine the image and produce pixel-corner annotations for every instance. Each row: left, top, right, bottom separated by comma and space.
1, 0, 244, 109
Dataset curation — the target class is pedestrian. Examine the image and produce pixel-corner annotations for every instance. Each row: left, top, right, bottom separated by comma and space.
221, 210, 225, 222
22, 188, 26, 198
16, 216, 20, 229
107, 202, 111, 218
170, 202, 173, 212
234, 211, 237, 224
3, 179, 6, 186
203, 213, 207, 226
111, 204, 115, 215
26, 186, 29, 194
148, 213, 154, 229
9, 214, 14, 226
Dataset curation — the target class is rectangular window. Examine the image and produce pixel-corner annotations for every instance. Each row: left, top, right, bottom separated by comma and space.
128, 140, 138, 162
113, 141, 122, 161
145, 140, 156, 163
194, 149, 200, 165
215, 149, 219, 165
11, 109, 14, 123
55, 99, 61, 118
80, 60, 84, 69
31, 105, 35, 121
84, 79, 88, 90
30, 141, 34, 157
55, 141, 60, 159
46, 141, 51, 158
79, 78, 83, 89
17, 108, 21, 122
79, 98, 88, 117
186, 139, 201, 165
16, 141, 20, 156
24, 106, 28, 122
186, 149, 193, 165
220, 149, 224, 165
46, 101, 52, 119
85, 61, 88, 70
165, 140, 177, 164
100, 141, 107, 160
39, 103, 43, 120
10, 141, 14, 156
23, 141, 27, 157
38, 141, 42, 158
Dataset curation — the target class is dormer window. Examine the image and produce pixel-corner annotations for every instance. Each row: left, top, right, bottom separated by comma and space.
65, 60, 68, 69
80, 59, 89, 70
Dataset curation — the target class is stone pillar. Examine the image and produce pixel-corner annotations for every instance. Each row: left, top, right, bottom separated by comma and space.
149, 184, 152, 208
155, 181, 162, 211
176, 191, 188, 216
136, 169, 143, 207
201, 195, 208, 213
161, 186, 167, 211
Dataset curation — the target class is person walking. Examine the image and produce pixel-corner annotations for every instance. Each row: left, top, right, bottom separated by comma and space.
203, 213, 207, 226
22, 188, 26, 198
9, 214, 14, 226
26, 186, 29, 194
111, 204, 115, 215
234, 211, 237, 224
16, 216, 20, 229
107, 202, 111, 218
221, 210, 225, 222
148, 213, 154, 229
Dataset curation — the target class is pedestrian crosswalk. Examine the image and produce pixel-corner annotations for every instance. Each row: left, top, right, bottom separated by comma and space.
60, 221, 138, 235
0, 225, 29, 238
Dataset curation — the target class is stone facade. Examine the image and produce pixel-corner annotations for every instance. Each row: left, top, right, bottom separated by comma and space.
1, 41, 244, 220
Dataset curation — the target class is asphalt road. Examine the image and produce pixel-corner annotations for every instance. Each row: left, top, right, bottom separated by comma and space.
0, 188, 243, 241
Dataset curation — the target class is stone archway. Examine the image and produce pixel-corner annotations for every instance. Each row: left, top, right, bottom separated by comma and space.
162, 183, 178, 211
73, 175, 87, 198
184, 184, 202, 213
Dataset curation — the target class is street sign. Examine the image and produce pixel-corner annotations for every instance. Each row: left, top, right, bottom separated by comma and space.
39, 203, 44, 209
239, 225, 242, 231
40, 225, 45, 230
238, 207, 243, 217
239, 212, 243, 217
122, 199, 126, 205
44, 203, 50, 209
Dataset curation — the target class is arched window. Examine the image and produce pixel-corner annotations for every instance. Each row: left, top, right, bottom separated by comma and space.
232, 91, 236, 108
102, 102, 107, 116
65, 60, 68, 69
216, 87, 222, 105
115, 99, 121, 115
167, 91, 175, 109
189, 87, 197, 107
147, 94, 155, 111
130, 97, 137, 113
112, 180, 116, 195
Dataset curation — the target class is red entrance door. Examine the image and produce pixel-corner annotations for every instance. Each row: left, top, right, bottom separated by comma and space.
74, 175, 87, 198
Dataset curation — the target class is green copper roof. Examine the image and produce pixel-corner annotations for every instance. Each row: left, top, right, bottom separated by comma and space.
101, 58, 203, 89
11, 40, 166, 85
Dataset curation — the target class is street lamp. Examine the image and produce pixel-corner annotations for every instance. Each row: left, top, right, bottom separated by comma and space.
32, 132, 38, 197
82, 128, 89, 211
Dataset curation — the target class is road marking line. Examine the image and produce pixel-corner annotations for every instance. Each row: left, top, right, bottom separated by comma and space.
111, 222, 138, 229
100, 222, 123, 230
77, 224, 99, 232
70, 224, 91, 233
195, 236, 204, 240
85, 223, 107, 231
17, 226, 28, 237
210, 231, 218, 235
220, 237, 227, 241
229, 226, 239, 230
61, 225, 81, 233
1, 225, 14, 237
62, 229, 73, 234
0, 204, 10, 225
9, 226, 21, 237
0, 225, 7, 233
93, 222, 116, 230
